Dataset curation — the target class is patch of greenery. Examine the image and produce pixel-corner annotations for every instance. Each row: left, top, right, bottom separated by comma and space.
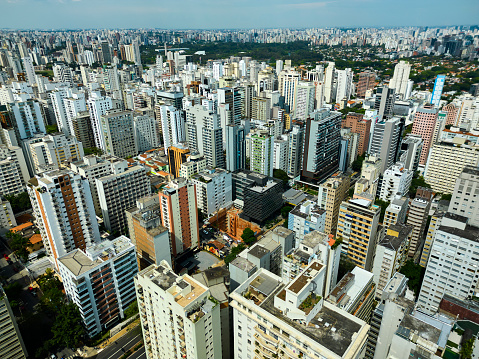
374, 199, 390, 223
399, 260, 426, 296
124, 300, 138, 319
46, 124, 58, 134
4, 192, 32, 214
273, 169, 290, 190
351, 154, 365, 172
241, 227, 256, 246
6, 231, 31, 262
281, 206, 292, 219
84, 147, 104, 156
224, 243, 246, 265
409, 171, 431, 198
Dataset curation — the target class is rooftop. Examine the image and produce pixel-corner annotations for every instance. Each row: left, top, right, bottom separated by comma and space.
379, 223, 413, 251
58, 249, 104, 276
302, 231, 329, 249
230, 256, 256, 272
288, 262, 324, 294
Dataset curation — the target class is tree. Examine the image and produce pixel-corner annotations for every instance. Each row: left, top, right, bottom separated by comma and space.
241, 228, 256, 246
273, 169, 290, 190
459, 338, 474, 359
351, 154, 365, 172
38, 269, 65, 316
48, 302, 85, 349
281, 206, 292, 219
399, 260, 425, 296
84, 147, 104, 156
4, 192, 32, 214
337, 254, 356, 282
46, 124, 58, 134
374, 199, 390, 223
409, 171, 431, 198
224, 243, 246, 264
124, 300, 138, 319
3, 282, 22, 301
6, 231, 31, 262
197, 209, 206, 223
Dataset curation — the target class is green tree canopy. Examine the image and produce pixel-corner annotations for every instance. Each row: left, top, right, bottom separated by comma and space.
273, 169, 290, 190
241, 228, 256, 246
224, 243, 246, 264
4, 192, 32, 214
351, 154, 365, 172
6, 231, 31, 262
281, 206, 293, 219
399, 260, 426, 296
48, 302, 85, 349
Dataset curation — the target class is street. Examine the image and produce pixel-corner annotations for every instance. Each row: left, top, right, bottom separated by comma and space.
95, 326, 143, 359
125, 347, 145, 359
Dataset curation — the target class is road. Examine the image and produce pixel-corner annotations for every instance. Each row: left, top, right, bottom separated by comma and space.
96, 327, 143, 359
126, 347, 146, 359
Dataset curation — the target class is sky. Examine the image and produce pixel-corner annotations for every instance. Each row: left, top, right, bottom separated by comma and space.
1, 0, 478, 30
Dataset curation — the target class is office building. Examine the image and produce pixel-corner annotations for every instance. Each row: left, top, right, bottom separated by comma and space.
317, 173, 350, 235
369, 116, 404, 173
185, 105, 224, 168
337, 196, 381, 270
135, 262, 222, 359
342, 112, 371, 156
357, 70, 376, 98
167, 143, 190, 178
448, 166, 479, 227
230, 265, 370, 359
100, 109, 137, 158
407, 187, 433, 258
0, 284, 28, 359
125, 195, 171, 270
326, 266, 375, 322
372, 224, 412, 299
383, 195, 408, 229
29, 133, 84, 174
58, 236, 138, 337
389, 61, 411, 99
374, 86, 395, 120
0, 145, 29, 196
287, 124, 304, 178
191, 168, 232, 216
378, 162, 413, 202
27, 170, 100, 263
411, 104, 439, 165
301, 109, 342, 183
158, 178, 199, 257
424, 140, 479, 194
134, 114, 159, 153
72, 111, 96, 149
288, 199, 326, 242
178, 152, 207, 179
225, 124, 246, 172
96, 163, 150, 235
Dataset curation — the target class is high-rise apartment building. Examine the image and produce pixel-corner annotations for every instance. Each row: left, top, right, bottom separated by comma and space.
372, 224, 412, 299
378, 162, 413, 202
27, 169, 101, 263
8, 100, 46, 139
369, 116, 404, 173
185, 105, 224, 168
87, 92, 113, 148
399, 134, 423, 173
287, 124, 304, 178
337, 196, 381, 270
419, 208, 447, 268
448, 166, 479, 226
168, 143, 190, 178
230, 265, 370, 359
417, 213, 479, 314
324, 61, 335, 103
294, 81, 315, 120
126, 195, 171, 270
301, 109, 342, 183
100, 109, 137, 158
21, 56, 36, 85
250, 130, 274, 177
278, 68, 300, 111
159, 105, 185, 155
29, 133, 84, 174
225, 124, 246, 172
411, 104, 439, 165
424, 140, 479, 194
317, 173, 350, 235
357, 70, 376, 98
96, 162, 150, 235
335, 68, 353, 101
72, 111, 96, 149
389, 61, 411, 99
0, 284, 28, 359
191, 168, 232, 216
0, 200, 16, 228
342, 112, 371, 156
218, 86, 242, 126
133, 114, 159, 153
58, 236, 138, 337
406, 187, 433, 258
135, 262, 223, 359
158, 178, 199, 257
288, 199, 326, 241
0, 145, 29, 196
383, 195, 408, 229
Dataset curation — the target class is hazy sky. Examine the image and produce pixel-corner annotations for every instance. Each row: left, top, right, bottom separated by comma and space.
1, 0, 478, 30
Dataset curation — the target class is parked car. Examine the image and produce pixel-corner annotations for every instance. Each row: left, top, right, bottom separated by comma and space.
3, 254, 9, 261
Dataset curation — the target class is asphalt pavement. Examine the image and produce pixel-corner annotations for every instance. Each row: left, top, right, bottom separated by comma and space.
126, 347, 145, 359
96, 327, 142, 359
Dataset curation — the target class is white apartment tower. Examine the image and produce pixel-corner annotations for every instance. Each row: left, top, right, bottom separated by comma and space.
159, 105, 185, 155
389, 61, 411, 99
135, 261, 223, 359
87, 92, 113, 148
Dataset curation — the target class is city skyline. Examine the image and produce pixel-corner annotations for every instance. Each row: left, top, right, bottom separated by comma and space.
1, 0, 478, 30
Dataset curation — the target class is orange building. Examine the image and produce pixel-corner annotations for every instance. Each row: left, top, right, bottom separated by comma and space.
342, 112, 372, 156
167, 143, 190, 178
208, 206, 262, 242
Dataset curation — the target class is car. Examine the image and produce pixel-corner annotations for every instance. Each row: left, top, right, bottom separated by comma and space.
3, 254, 9, 260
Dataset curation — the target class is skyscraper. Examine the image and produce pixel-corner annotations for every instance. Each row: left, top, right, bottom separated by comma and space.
250, 130, 274, 177
0, 284, 28, 359
369, 117, 404, 173
287, 124, 304, 178
324, 61, 335, 103
317, 173, 350, 235
431, 74, 446, 107
374, 86, 396, 120
411, 103, 439, 165
100, 109, 137, 158
100, 41, 112, 64
342, 112, 371, 156
357, 70, 376, 98
406, 187, 433, 259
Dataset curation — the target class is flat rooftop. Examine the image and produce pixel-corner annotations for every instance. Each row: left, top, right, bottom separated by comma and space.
302, 231, 328, 249
230, 256, 256, 272
288, 261, 323, 294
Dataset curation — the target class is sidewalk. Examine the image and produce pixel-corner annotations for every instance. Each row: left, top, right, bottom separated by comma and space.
78, 318, 140, 357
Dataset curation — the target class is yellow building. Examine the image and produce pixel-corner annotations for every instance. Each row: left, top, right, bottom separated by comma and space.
318, 173, 350, 235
